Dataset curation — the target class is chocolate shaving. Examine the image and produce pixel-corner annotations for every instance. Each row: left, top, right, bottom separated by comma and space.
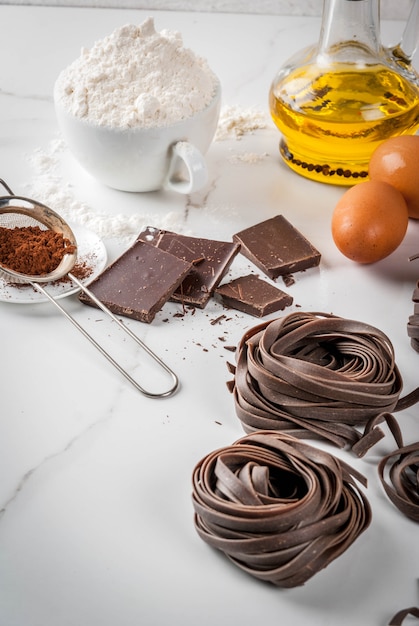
192, 430, 371, 588
228, 311, 417, 454
210, 314, 227, 325
282, 273, 295, 287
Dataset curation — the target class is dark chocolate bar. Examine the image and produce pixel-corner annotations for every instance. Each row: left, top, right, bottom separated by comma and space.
215, 274, 293, 317
138, 226, 241, 308
233, 215, 321, 279
79, 239, 192, 323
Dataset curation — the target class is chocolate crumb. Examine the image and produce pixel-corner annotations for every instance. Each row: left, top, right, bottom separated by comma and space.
210, 314, 227, 325
282, 273, 295, 287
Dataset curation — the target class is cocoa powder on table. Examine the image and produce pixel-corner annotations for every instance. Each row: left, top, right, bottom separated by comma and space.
0, 225, 76, 275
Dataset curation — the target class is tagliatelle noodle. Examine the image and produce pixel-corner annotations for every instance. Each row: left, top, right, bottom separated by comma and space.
192, 431, 371, 588
228, 312, 419, 455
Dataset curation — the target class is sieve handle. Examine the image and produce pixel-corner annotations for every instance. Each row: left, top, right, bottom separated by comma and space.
0, 178, 14, 196
32, 277, 179, 398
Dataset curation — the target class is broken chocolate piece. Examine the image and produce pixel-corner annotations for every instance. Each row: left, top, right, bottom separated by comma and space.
138, 226, 241, 308
215, 274, 293, 317
78, 239, 192, 323
233, 215, 321, 279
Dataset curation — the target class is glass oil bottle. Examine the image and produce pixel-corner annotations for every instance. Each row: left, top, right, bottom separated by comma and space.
269, 0, 419, 184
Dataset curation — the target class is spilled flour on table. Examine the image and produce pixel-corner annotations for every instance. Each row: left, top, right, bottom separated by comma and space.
214, 105, 269, 141
24, 138, 185, 241
215, 105, 272, 164
228, 152, 269, 164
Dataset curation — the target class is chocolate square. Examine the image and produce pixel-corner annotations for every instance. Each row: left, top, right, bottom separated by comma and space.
233, 215, 321, 279
78, 239, 193, 323
138, 227, 241, 308
215, 274, 293, 317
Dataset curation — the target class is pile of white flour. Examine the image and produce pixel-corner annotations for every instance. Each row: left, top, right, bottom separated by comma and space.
54, 17, 218, 129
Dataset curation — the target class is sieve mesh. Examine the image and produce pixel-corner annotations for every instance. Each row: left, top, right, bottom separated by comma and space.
0, 211, 45, 230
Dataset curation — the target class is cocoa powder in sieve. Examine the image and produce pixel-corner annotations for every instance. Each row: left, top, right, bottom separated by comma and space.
0, 225, 76, 275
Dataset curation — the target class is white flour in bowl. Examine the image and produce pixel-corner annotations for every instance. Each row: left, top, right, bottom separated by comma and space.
54, 17, 219, 129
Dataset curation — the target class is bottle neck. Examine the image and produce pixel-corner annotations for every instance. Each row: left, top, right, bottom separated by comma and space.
318, 0, 381, 61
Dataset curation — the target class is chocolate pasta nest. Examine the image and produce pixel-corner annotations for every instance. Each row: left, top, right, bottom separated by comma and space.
228, 311, 412, 453
378, 441, 419, 523
192, 431, 371, 587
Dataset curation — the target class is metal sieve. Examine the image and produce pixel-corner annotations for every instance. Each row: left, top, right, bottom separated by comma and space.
0, 178, 179, 398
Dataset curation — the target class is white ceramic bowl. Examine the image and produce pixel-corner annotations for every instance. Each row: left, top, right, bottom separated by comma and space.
54, 81, 221, 194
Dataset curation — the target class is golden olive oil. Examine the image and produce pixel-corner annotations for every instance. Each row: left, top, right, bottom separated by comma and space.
269, 63, 419, 185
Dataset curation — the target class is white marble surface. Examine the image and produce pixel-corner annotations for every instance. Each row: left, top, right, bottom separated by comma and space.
1, 5, 418, 626
0, 0, 414, 20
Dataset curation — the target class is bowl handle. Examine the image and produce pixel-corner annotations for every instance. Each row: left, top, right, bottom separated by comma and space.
164, 140, 208, 194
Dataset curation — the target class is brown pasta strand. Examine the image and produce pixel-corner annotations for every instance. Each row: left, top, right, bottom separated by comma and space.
388, 607, 419, 625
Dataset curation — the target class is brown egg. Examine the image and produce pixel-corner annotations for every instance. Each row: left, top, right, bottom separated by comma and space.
369, 135, 419, 219
331, 180, 409, 264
